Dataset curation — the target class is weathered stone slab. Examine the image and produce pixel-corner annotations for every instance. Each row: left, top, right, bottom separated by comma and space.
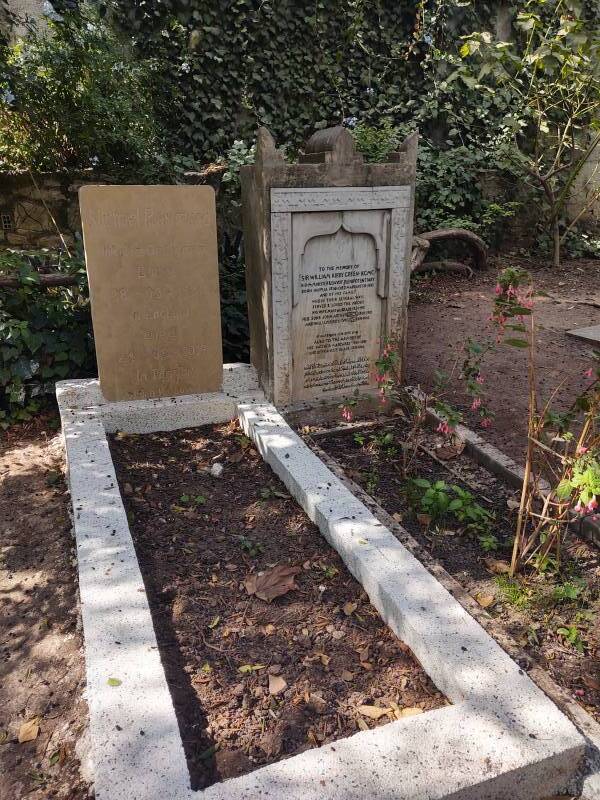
241, 126, 417, 407
567, 325, 600, 346
80, 185, 222, 401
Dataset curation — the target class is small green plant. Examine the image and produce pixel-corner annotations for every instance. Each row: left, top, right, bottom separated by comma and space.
353, 432, 366, 446
260, 486, 288, 500
179, 494, 206, 507
449, 485, 495, 534
371, 430, 397, 457
320, 564, 339, 580
366, 469, 379, 495
478, 532, 499, 552
409, 478, 494, 534
238, 536, 264, 557
410, 478, 452, 522
495, 575, 531, 609
552, 578, 586, 605
556, 624, 585, 653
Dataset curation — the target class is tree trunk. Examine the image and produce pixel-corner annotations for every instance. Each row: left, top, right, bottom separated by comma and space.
552, 218, 561, 268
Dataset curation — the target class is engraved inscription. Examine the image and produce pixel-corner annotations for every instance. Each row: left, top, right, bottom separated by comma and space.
291, 222, 384, 403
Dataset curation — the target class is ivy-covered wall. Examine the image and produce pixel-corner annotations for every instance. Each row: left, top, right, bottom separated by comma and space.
110, 0, 498, 161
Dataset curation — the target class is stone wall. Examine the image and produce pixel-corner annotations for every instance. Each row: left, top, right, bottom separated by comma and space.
0, 172, 87, 250
0, 169, 227, 253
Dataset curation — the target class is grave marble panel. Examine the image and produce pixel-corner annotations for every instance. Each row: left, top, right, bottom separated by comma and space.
291, 211, 387, 404
80, 185, 222, 401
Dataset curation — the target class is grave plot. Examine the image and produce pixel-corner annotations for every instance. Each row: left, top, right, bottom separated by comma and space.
108, 422, 446, 789
305, 415, 600, 724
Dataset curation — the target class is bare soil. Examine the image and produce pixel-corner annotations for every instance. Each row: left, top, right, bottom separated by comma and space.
312, 419, 600, 725
108, 421, 446, 790
0, 414, 91, 800
408, 256, 600, 461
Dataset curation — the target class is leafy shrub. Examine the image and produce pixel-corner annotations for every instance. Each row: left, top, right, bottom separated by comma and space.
0, 250, 95, 427
408, 477, 494, 534
352, 120, 401, 163
0, 2, 172, 178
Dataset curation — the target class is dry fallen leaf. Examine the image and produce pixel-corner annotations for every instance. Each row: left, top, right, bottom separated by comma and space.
475, 592, 495, 609
18, 718, 40, 743
356, 717, 369, 732
400, 706, 424, 717
264, 623, 276, 636
358, 705, 391, 720
343, 601, 357, 616
416, 513, 432, 527
506, 498, 521, 511
436, 436, 466, 460
244, 564, 300, 602
392, 512, 403, 523
268, 675, 287, 696
583, 674, 600, 691
238, 663, 266, 674
340, 669, 354, 681
484, 557, 511, 575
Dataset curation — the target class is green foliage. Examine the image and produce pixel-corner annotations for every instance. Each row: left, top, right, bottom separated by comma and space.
478, 531, 499, 552
557, 452, 600, 510
459, 0, 600, 265
0, 250, 95, 427
552, 580, 584, 604
408, 477, 495, 533
238, 535, 264, 557
556, 623, 585, 652
0, 3, 173, 177
352, 120, 401, 163
495, 575, 531, 608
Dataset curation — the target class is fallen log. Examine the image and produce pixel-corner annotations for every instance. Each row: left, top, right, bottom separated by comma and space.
411, 228, 487, 273
0, 273, 80, 289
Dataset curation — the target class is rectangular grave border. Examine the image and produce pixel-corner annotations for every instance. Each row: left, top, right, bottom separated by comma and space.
57, 365, 593, 800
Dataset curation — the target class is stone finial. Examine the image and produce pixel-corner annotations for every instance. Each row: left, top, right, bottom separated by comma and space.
389, 130, 419, 165
300, 125, 364, 165
255, 127, 285, 166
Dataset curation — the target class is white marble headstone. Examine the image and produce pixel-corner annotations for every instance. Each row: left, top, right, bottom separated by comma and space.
270, 187, 412, 406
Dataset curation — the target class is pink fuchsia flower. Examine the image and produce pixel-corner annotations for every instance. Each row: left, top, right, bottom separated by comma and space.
575, 501, 583, 514
341, 406, 353, 422
584, 368, 594, 378
587, 497, 598, 513
436, 421, 454, 436
494, 283, 502, 295
470, 398, 482, 411
480, 417, 492, 429
475, 375, 485, 385
576, 445, 588, 456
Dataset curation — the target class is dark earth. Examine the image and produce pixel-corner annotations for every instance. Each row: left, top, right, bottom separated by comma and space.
407, 256, 599, 461
0, 414, 91, 800
312, 417, 600, 725
108, 421, 446, 790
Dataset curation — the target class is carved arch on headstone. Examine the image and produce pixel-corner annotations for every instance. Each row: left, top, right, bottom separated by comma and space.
291, 210, 390, 307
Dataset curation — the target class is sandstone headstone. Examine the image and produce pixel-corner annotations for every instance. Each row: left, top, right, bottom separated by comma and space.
80, 185, 222, 401
241, 126, 417, 406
